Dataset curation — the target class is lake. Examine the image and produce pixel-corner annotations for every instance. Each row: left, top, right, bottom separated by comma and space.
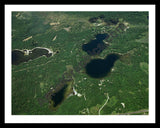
12, 47, 53, 65
82, 34, 109, 55
85, 54, 120, 78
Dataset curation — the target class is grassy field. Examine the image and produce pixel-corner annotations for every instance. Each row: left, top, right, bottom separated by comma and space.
12, 11, 148, 115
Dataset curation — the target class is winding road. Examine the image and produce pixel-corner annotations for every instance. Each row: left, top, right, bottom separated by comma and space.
98, 93, 109, 115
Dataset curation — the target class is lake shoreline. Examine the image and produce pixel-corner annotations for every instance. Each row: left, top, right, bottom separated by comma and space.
12, 47, 54, 65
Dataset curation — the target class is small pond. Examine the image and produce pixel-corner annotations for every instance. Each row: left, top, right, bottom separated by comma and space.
51, 84, 68, 107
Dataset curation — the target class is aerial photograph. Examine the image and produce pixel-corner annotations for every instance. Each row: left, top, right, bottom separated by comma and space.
12, 11, 149, 115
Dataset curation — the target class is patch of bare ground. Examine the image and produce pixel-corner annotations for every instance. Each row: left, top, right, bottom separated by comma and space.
23, 36, 32, 42
118, 109, 148, 115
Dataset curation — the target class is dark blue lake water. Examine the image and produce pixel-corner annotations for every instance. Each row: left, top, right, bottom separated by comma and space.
82, 34, 109, 56
85, 54, 119, 78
